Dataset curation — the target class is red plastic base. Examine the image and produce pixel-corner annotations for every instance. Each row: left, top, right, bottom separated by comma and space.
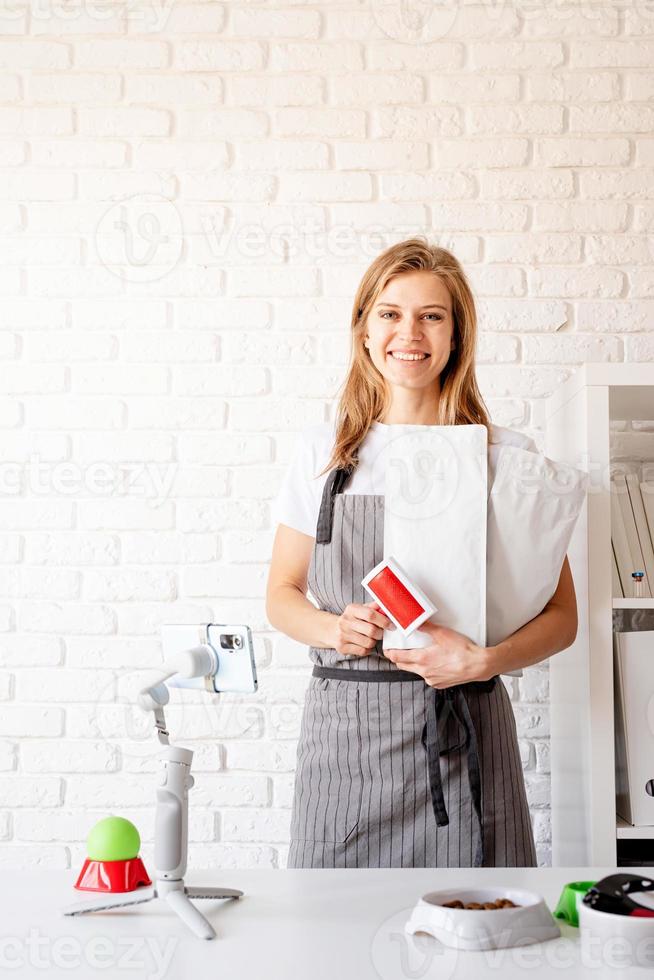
74, 857, 152, 893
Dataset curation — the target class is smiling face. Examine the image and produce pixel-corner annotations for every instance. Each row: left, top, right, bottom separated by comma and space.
364, 269, 455, 395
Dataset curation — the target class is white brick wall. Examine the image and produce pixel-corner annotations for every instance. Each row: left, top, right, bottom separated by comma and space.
1, 0, 652, 872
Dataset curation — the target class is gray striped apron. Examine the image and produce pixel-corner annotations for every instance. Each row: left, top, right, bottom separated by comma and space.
286, 455, 537, 869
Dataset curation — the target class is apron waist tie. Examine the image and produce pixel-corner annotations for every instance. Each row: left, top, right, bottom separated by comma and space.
311, 665, 497, 867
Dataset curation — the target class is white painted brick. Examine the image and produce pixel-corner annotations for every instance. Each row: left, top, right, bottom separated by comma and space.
570, 41, 654, 69
469, 104, 564, 136
577, 301, 654, 332
221, 807, 291, 843
374, 106, 461, 139
0, 107, 73, 135
332, 72, 423, 105
476, 333, 519, 364
175, 299, 270, 331
20, 568, 81, 600
270, 41, 362, 72
571, 103, 654, 134
140, 2, 225, 34
625, 335, 654, 361
28, 73, 121, 103
527, 72, 619, 102
65, 634, 160, 669
0, 705, 63, 736
0, 672, 12, 699
175, 41, 265, 72
513, 706, 550, 739
525, 774, 551, 809
124, 73, 223, 104
274, 106, 365, 139
468, 264, 527, 297
83, 569, 176, 602
178, 107, 269, 140
31, 139, 127, 168
75, 40, 169, 69
18, 600, 115, 635
64, 774, 153, 808
0, 501, 73, 531
0, 41, 70, 68
522, 334, 622, 364
235, 139, 328, 172
486, 234, 582, 265
272, 774, 295, 808
528, 267, 624, 299
27, 397, 123, 429
0, 845, 68, 868
518, 739, 534, 769
185, 842, 276, 869
0, 776, 61, 806
470, 41, 564, 70
129, 397, 226, 429
78, 107, 171, 137
368, 42, 462, 71
132, 139, 229, 170
334, 141, 428, 171
0, 633, 63, 667
16, 667, 115, 703
0, 741, 14, 770
229, 76, 324, 109
231, 8, 321, 38
522, 7, 618, 37
535, 739, 551, 775
381, 172, 474, 201
72, 363, 168, 395
225, 740, 298, 773
21, 740, 119, 773
533, 202, 628, 233
429, 73, 519, 103
481, 170, 573, 200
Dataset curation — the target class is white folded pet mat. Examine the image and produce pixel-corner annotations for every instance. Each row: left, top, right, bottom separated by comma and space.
379, 424, 587, 675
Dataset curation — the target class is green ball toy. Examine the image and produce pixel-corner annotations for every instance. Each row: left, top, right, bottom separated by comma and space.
87, 816, 141, 862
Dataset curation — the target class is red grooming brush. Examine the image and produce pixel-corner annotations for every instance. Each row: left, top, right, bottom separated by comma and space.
362, 556, 436, 636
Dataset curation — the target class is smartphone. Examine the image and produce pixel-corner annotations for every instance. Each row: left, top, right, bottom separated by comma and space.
161, 623, 257, 695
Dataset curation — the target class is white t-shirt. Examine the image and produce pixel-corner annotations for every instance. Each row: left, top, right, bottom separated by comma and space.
271, 420, 539, 538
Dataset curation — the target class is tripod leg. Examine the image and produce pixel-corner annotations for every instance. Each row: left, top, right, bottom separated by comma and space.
185, 886, 243, 900
63, 887, 156, 916
164, 888, 216, 940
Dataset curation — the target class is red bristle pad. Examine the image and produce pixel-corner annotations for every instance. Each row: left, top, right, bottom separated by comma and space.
368, 566, 424, 628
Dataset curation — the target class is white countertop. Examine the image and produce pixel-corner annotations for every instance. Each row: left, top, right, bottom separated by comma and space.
3, 866, 652, 979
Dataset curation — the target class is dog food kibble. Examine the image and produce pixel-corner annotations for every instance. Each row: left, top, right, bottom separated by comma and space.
442, 898, 519, 910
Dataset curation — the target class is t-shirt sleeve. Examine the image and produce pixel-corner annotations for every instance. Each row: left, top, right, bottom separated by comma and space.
271, 428, 323, 537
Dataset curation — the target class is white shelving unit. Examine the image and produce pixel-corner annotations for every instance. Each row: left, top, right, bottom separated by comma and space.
546, 363, 654, 866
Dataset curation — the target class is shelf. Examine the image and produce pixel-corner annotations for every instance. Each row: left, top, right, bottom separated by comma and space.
617, 815, 654, 840
613, 599, 654, 609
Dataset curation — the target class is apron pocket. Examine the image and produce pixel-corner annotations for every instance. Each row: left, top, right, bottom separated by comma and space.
291, 685, 363, 844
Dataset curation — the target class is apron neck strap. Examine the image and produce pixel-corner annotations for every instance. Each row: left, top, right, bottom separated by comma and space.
315, 451, 359, 544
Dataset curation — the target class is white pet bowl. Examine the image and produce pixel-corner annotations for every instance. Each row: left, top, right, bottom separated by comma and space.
405, 887, 561, 951
579, 899, 654, 969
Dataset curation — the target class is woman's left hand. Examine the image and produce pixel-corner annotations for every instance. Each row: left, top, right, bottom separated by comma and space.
383, 620, 492, 688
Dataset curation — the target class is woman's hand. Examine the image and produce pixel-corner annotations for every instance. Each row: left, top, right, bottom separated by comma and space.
384, 621, 493, 687
330, 601, 393, 656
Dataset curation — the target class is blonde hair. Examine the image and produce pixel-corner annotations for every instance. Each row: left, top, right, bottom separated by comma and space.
317, 236, 494, 477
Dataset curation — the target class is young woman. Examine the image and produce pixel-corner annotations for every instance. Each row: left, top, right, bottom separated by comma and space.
266, 237, 577, 869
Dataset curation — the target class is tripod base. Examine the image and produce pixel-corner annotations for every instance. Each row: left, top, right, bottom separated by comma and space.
62, 881, 243, 940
